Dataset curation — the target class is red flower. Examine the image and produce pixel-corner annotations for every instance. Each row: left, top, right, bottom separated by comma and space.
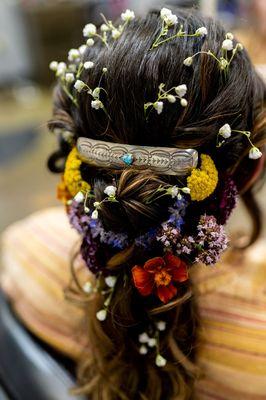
132, 253, 188, 303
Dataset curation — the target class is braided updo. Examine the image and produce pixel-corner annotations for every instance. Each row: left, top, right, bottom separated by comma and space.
48, 7, 266, 400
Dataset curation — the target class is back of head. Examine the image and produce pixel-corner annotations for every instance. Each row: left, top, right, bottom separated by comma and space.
48, 7, 266, 400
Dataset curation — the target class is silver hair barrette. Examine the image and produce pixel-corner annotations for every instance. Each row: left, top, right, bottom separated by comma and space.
77, 137, 198, 176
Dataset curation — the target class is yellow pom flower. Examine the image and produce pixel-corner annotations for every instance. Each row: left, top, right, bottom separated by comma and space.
64, 147, 90, 197
187, 154, 218, 201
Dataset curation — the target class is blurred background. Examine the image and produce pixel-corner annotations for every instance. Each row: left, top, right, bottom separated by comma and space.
0, 0, 265, 235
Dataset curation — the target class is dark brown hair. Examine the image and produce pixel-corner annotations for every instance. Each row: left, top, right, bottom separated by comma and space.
48, 8, 266, 400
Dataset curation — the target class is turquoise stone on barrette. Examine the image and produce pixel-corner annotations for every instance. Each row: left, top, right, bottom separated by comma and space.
121, 153, 134, 165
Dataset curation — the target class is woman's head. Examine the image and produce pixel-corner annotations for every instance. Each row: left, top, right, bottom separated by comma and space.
48, 7, 266, 400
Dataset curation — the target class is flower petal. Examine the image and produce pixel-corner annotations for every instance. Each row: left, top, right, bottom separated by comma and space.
144, 257, 165, 273
157, 283, 177, 303
164, 253, 188, 282
171, 261, 188, 282
164, 253, 182, 268
132, 266, 154, 296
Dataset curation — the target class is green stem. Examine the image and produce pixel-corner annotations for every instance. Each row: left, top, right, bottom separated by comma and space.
62, 83, 78, 108
152, 31, 200, 49
76, 62, 84, 79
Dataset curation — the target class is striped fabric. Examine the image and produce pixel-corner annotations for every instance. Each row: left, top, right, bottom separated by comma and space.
1, 207, 266, 399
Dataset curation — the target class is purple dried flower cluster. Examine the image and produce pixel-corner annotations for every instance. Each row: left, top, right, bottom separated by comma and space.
80, 235, 102, 275
195, 215, 229, 265
68, 200, 90, 236
176, 215, 229, 265
157, 223, 180, 249
90, 219, 128, 250
219, 177, 238, 224
135, 228, 158, 249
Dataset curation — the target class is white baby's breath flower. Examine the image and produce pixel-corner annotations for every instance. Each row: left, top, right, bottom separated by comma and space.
49, 61, 58, 71
83, 281, 93, 294
171, 186, 179, 198
163, 13, 178, 26
112, 29, 121, 39
160, 8, 173, 18
102, 67, 108, 73
83, 23, 97, 37
74, 191, 84, 203
249, 147, 262, 160
226, 32, 234, 40
139, 333, 149, 343
68, 48, 80, 62
219, 123, 231, 139
86, 38, 95, 47
96, 309, 107, 321
105, 276, 117, 288
175, 84, 187, 98
121, 9, 135, 22
156, 321, 166, 331
91, 99, 104, 110
180, 98, 188, 107
196, 27, 208, 36
79, 44, 87, 55
183, 57, 193, 66
139, 345, 148, 355
236, 42, 243, 51
65, 73, 75, 83
100, 23, 109, 32
93, 201, 100, 208
91, 209, 99, 219
104, 185, 117, 197
84, 206, 90, 213
56, 62, 67, 76
148, 338, 157, 348
182, 187, 191, 194
167, 94, 176, 103
155, 354, 167, 367
154, 101, 164, 115
84, 61, 94, 69
74, 79, 86, 92
222, 39, 233, 51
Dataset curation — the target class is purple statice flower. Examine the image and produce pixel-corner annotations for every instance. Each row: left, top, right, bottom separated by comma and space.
218, 177, 238, 224
90, 219, 128, 250
135, 227, 159, 249
156, 223, 180, 249
167, 198, 188, 229
194, 215, 229, 265
68, 200, 90, 236
80, 234, 102, 275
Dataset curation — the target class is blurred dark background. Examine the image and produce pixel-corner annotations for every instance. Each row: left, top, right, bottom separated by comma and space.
0, 0, 265, 234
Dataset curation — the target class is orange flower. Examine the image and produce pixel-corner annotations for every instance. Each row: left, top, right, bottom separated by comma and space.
132, 253, 188, 303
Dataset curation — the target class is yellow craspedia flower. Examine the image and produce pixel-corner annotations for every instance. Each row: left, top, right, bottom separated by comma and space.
187, 154, 218, 201
64, 147, 90, 197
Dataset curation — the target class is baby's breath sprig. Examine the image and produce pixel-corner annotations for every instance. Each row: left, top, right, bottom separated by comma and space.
73, 67, 109, 116
138, 321, 167, 367
146, 184, 190, 205
91, 185, 118, 220
217, 123, 262, 160
183, 32, 243, 73
96, 275, 118, 321
144, 83, 188, 118
151, 8, 207, 50
82, 10, 135, 48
